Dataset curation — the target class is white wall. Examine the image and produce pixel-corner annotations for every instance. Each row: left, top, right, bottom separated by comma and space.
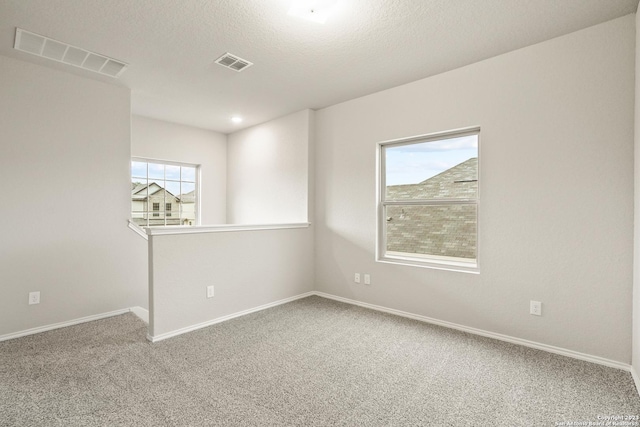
314, 16, 635, 363
632, 8, 640, 377
0, 55, 147, 337
148, 226, 314, 338
131, 115, 227, 225
227, 109, 313, 224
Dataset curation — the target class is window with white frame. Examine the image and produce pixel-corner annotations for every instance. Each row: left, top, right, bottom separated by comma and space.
131, 159, 199, 227
378, 128, 479, 271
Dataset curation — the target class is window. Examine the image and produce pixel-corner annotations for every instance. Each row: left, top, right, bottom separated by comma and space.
377, 128, 479, 272
131, 159, 199, 227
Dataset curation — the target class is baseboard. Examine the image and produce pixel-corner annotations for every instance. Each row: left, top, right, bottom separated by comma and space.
130, 306, 149, 323
148, 291, 316, 342
631, 366, 640, 395
0, 308, 133, 342
313, 291, 632, 372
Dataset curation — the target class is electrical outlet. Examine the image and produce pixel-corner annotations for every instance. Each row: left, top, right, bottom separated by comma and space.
530, 300, 542, 316
207, 286, 215, 298
29, 291, 40, 305
364, 274, 371, 285
354, 273, 361, 283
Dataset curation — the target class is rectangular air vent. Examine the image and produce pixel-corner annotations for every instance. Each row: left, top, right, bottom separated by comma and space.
214, 52, 253, 72
14, 28, 128, 78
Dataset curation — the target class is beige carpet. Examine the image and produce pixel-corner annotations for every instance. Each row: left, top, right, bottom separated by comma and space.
1, 296, 639, 426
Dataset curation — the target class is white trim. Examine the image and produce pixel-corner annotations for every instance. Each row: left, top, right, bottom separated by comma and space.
378, 126, 481, 148
631, 366, 640, 396
0, 308, 137, 342
378, 253, 479, 274
376, 127, 480, 274
145, 222, 311, 236
128, 219, 148, 240
313, 292, 632, 372
147, 291, 315, 342
130, 306, 149, 323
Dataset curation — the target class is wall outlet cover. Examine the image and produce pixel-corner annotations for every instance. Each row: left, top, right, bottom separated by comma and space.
29, 291, 40, 305
530, 300, 542, 316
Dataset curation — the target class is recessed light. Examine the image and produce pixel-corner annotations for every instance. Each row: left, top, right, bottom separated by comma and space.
231, 116, 243, 124
288, 0, 338, 24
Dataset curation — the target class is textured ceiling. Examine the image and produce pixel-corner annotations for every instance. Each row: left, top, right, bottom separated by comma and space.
0, 0, 638, 134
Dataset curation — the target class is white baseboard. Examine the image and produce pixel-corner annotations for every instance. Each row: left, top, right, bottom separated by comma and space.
147, 291, 316, 342
3, 290, 635, 391
0, 308, 135, 342
313, 291, 632, 373
130, 306, 149, 323
631, 366, 640, 395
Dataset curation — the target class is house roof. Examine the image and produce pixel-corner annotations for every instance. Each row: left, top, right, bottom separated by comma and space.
386, 158, 478, 259
131, 182, 179, 201
387, 158, 478, 200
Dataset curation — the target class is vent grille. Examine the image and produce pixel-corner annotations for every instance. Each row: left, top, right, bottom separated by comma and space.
14, 28, 128, 78
214, 53, 253, 72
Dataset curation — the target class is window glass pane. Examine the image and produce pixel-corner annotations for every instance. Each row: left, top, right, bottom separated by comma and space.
385, 135, 478, 200
181, 182, 195, 197
165, 181, 180, 198
131, 161, 147, 178
148, 163, 164, 180
181, 182, 196, 223
165, 165, 180, 181
147, 181, 163, 198
131, 178, 148, 221
182, 166, 196, 182
385, 204, 477, 261
130, 159, 198, 227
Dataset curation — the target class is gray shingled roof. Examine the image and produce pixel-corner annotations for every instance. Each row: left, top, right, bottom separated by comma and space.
131, 182, 179, 201
386, 158, 477, 260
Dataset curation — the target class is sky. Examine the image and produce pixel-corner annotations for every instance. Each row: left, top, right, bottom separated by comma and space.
385, 134, 478, 186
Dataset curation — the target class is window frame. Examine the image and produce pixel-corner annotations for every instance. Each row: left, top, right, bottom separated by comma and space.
376, 127, 480, 274
131, 157, 201, 227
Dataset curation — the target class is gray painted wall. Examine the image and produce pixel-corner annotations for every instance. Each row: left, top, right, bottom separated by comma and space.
633, 8, 640, 376
314, 16, 635, 363
0, 56, 147, 336
227, 109, 313, 224
131, 115, 228, 225
149, 227, 314, 338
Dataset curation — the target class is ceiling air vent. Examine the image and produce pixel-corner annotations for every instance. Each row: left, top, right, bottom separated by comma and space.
14, 28, 128, 78
214, 52, 253, 72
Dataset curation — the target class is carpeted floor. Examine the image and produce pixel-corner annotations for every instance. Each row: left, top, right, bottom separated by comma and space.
1, 296, 639, 426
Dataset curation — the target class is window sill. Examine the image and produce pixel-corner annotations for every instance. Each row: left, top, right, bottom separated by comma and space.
378, 252, 479, 274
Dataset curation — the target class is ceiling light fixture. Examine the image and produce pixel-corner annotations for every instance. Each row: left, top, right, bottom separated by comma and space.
288, 0, 338, 24
231, 116, 243, 124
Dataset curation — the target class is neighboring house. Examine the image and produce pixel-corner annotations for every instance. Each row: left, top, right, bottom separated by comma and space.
131, 182, 183, 226
178, 190, 196, 226
386, 158, 477, 259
